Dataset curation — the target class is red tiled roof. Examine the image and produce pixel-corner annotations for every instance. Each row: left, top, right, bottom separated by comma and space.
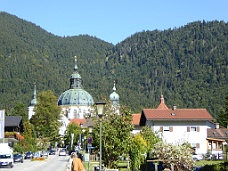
143, 108, 213, 121
207, 128, 228, 140
70, 118, 86, 125
132, 114, 141, 125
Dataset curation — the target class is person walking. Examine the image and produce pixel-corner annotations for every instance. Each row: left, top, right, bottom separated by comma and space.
71, 152, 84, 171
64, 152, 76, 171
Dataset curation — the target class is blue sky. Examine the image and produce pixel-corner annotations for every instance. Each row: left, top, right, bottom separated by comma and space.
0, 0, 228, 45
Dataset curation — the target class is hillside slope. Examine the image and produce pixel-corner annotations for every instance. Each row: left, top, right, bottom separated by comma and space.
0, 12, 227, 117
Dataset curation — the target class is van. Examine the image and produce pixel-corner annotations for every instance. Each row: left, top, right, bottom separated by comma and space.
0, 143, 14, 168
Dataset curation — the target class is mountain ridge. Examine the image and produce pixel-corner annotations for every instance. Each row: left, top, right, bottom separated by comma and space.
0, 12, 227, 117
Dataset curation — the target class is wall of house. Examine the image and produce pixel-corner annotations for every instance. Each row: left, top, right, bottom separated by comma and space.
146, 120, 215, 155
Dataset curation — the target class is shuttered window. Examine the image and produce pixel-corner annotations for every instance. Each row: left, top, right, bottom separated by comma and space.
197, 127, 200, 132
187, 127, 190, 132
160, 126, 163, 132
169, 126, 173, 132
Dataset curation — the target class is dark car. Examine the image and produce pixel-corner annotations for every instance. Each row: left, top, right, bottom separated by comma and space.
49, 150, 56, 155
24, 151, 33, 159
13, 154, 23, 163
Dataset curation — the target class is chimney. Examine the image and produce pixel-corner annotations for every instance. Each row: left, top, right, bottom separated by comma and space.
215, 123, 219, 129
172, 105, 177, 110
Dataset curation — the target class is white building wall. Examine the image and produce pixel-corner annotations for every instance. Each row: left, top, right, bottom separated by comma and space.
147, 120, 215, 155
58, 115, 70, 136
61, 105, 94, 120
28, 106, 35, 120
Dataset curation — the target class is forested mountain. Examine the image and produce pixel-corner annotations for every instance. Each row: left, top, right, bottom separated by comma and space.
0, 12, 227, 118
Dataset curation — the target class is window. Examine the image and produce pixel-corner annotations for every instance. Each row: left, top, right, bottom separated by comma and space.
163, 126, 170, 131
191, 143, 197, 148
74, 110, 78, 118
190, 127, 197, 132
187, 126, 200, 132
191, 143, 200, 148
160, 126, 173, 132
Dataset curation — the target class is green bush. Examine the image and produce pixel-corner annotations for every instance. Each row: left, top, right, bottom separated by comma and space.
200, 162, 228, 171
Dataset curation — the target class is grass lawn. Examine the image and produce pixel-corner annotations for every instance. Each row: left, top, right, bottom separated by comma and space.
195, 160, 225, 166
83, 161, 129, 171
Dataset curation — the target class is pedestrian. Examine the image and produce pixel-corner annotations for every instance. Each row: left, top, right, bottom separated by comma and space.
64, 152, 76, 171
71, 152, 84, 171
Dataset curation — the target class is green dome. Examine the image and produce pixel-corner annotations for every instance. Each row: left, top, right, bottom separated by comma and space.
58, 56, 94, 106
110, 92, 119, 101
109, 81, 119, 105
58, 88, 94, 106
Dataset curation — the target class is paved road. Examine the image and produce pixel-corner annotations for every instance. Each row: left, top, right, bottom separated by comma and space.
0, 154, 70, 171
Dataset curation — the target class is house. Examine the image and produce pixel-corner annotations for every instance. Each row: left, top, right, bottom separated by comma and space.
2, 116, 24, 146
207, 126, 228, 158
136, 94, 217, 155
132, 114, 141, 134
5, 116, 24, 133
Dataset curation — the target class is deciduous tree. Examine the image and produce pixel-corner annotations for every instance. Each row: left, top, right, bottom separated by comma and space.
92, 104, 133, 168
151, 141, 194, 171
30, 90, 61, 146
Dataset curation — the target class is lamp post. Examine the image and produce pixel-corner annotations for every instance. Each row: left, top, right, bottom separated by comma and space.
79, 123, 83, 147
95, 101, 106, 171
82, 129, 85, 151
88, 125, 93, 171
71, 133, 74, 150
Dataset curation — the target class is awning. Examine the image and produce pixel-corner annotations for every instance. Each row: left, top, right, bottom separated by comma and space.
206, 138, 226, 142
0, 138, 19, 143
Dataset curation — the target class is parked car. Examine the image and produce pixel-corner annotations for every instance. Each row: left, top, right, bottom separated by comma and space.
34, 151, 42, 158
41, 151, 48, 157
0, 154, 14, 168
192, 154, 203, 161
59, 149, 66, 156
49, 150, 56, 155
24, 151, 34, 159
13, 153, 23, 163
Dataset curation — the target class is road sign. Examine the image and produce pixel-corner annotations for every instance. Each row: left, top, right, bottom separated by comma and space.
88, 137, 92, 144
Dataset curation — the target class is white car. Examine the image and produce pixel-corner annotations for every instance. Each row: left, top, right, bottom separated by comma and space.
59, 149, 66, 156
192, 154, 203, 161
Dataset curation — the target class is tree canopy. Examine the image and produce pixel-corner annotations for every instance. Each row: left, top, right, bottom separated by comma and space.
30, 90, 61, 144
92, 104, 133, 168
0, 12, 227, 118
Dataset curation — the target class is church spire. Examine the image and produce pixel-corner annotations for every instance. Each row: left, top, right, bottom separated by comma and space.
70, 56, 82, 89
157, 94, 169, 109
113, 80, 116, 91
30, 82, 37, 106
109, 80, 120, 106
74, 56, 78, 72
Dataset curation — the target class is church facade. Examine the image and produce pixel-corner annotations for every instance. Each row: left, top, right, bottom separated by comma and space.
28, 56, 120, 136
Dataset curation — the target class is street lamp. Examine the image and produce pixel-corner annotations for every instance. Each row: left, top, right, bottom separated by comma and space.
71, 133, 74, 150
82, 129, 85, 151
95, 101, 106, 171
79, 123, 83, 147
88, 125, 93, 171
